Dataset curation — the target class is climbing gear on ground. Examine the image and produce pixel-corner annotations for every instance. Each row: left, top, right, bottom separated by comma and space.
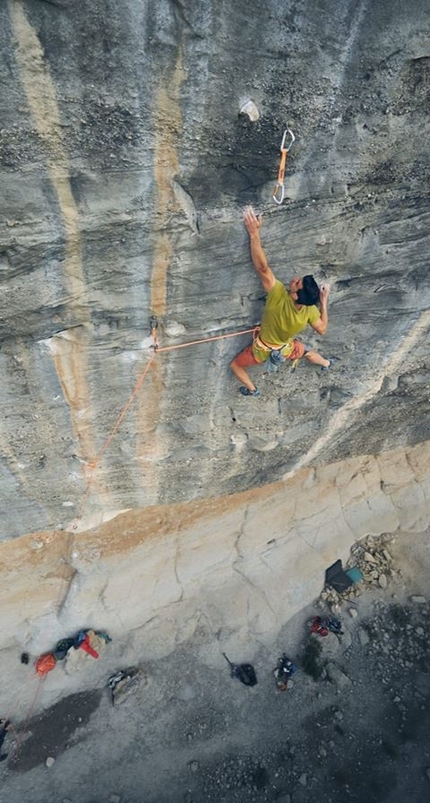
309, 615, 343, 637
108, 667, 139, 705
73, 630, 89, 649
239, 386, 259, 397
325, 559, 353, 593
273, 654, 298, 691
273, 127, 295, 205
222, 653, 258, 687
77, 633, 99, 659
108, 669, 130, 691
54, 638, 75, 662
34, 630, 110, 677
35, 653, 57, 676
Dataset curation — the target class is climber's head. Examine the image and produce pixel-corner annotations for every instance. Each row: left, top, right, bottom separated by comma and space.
289, 275, 320, 306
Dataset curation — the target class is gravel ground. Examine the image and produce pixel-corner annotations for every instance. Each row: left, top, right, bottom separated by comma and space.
0, 529, 429, 803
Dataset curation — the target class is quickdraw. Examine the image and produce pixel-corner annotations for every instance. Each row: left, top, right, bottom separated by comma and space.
149, 315, 159, 350
273, 127, 295, 205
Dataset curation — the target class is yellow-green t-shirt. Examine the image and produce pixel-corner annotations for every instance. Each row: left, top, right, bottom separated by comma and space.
259, 280, 320, 345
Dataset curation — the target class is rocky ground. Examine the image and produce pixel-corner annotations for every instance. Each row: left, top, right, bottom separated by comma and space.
0, 529, 429, 803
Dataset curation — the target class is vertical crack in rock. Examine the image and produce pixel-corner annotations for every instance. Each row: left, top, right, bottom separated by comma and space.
54, 530, 77, 616
42, 330, 101, 486
8, 1, 102, 504
284, 309, 430, 482
232, 508, 249, 561
99, 579, 128, 631
56, 565, 78, 618
232, 508, 277, 620
173, 537, 184, 603
172, 180, 200, 235
151, 46, 185, 317
232, 562, 277, 620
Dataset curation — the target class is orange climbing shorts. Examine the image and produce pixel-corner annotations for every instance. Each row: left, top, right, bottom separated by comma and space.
234, 338, 307, 367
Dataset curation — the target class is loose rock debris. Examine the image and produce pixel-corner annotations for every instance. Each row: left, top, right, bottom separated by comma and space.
320, 532, 398, 611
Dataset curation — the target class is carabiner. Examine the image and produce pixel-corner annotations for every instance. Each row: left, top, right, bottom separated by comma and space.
280, 127, 295, 153
273, 182, 285, 205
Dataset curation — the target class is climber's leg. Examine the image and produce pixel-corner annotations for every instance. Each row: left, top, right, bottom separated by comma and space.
230, 344, 265, 394
305, 350, 331, 369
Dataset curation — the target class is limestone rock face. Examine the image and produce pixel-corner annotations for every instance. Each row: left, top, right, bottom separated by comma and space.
0, 0, 429, 536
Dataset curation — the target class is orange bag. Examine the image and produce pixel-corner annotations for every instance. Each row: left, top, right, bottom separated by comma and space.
35, 652, 56, 676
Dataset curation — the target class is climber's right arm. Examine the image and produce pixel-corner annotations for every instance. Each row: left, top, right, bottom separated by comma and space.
243, 206, 276, 293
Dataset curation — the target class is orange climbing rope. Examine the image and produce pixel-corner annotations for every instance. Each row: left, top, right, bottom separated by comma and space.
83, 324, 259, 481
89, 351, 157, 472
156, 325, 259, 353
73, 322, 259, 527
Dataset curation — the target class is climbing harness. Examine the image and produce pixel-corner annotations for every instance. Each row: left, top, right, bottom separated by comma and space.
254, 333, 293, 357
252, 333, 299, 374
273, 127, 295, 205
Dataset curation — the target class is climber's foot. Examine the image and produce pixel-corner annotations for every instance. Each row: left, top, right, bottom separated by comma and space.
239, 386, 259, 397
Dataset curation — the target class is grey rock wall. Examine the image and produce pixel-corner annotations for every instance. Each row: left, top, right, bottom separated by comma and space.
1, 0, 429, 536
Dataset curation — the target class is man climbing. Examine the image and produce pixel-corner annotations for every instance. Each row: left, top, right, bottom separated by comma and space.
230, 206, 333, 396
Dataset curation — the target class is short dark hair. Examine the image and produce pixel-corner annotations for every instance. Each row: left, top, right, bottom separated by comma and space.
296, 275, 320, 306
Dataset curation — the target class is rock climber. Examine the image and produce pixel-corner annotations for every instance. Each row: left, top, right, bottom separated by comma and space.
230, 206, 333, 396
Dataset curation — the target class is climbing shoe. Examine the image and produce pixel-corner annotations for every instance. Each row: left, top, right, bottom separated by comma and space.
239, 386, 259, 397
321, 357, 338, 371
